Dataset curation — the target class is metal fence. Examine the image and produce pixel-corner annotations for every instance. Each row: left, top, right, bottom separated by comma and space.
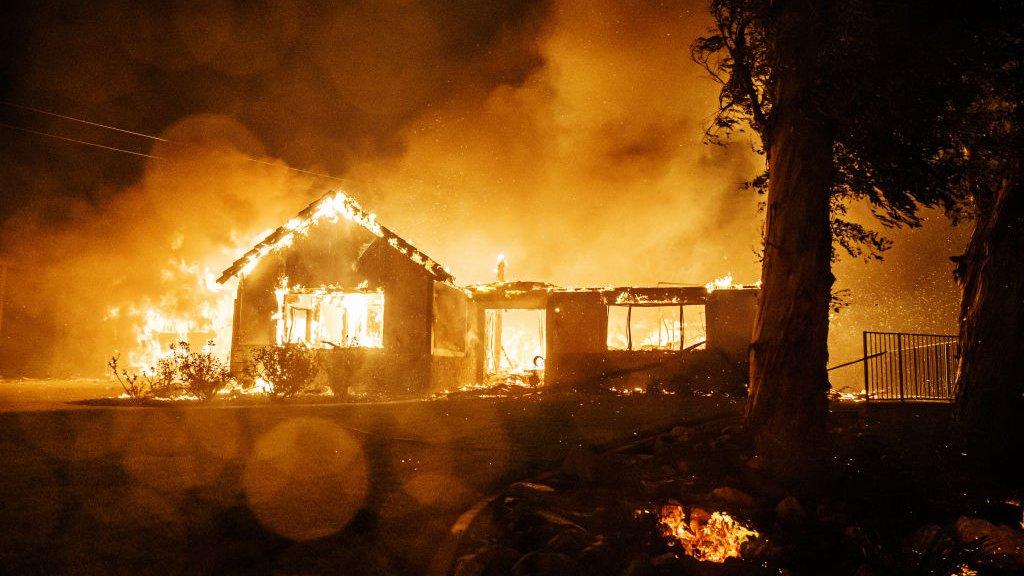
863, 331, 960, 402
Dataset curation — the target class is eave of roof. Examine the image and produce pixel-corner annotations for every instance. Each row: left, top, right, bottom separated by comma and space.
217, 190, 454, 284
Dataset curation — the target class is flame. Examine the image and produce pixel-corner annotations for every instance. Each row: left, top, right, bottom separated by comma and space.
124, 271, 235, 371
226, 190, 451, 284
115, 227, 274, 372
658, 504, 759, 563
485, 308, 545, 380
275, 279, 385, 349
704, 273, 734, 293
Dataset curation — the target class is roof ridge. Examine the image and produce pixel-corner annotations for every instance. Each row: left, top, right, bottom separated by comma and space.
217, 190, 454, 284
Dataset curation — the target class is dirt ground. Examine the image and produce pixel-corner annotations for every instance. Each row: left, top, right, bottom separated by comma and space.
0, 379, 740, 575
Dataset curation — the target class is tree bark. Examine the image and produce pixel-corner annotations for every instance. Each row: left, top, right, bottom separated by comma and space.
746, 0, 835, 481
955, 166, 1024, 471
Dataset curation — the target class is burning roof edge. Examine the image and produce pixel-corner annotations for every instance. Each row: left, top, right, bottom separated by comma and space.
217, 190, 455, 285
465, 281, 759, 306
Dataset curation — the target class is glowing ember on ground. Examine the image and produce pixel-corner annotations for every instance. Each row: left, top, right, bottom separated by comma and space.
828, 389, 867, 402
657, 503, 759, 563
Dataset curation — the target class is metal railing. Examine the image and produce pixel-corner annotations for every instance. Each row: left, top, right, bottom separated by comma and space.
863, 331, 960, 402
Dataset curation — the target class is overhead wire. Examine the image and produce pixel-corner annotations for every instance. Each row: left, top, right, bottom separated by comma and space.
1, 100, 170, 142
0, 121, 164, 160
0, 99, 348, 183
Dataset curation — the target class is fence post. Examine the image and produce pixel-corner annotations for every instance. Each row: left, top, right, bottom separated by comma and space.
896, 333, 905, 401
862, 331, 870, 401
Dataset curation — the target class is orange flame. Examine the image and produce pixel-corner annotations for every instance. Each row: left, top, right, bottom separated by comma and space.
658, 504, 759, 563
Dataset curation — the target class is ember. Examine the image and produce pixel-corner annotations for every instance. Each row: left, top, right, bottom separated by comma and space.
657, 503, 759, 563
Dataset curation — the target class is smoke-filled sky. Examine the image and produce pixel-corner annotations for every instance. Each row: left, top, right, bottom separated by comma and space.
0, 0, 968, 382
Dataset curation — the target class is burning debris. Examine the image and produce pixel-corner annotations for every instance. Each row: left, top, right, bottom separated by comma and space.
655, 503, 759, 562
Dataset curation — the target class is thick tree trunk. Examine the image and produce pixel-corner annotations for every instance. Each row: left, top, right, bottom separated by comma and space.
955, 167, 1024, 471
746, 1, 835, 481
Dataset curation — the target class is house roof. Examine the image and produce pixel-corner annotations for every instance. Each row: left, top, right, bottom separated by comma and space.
217, 190, 455, 284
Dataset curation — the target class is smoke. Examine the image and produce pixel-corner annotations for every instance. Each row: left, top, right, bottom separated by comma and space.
0, 0, 964, 380
0, 115, 320, 374
341, 0, 764, 288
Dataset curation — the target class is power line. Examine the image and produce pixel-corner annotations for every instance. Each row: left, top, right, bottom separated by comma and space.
0, 100, 348, 183
0, 121, 164, 160
1, 100, 170, 142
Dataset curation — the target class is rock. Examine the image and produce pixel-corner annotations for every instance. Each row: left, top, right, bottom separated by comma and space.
533, 509, 585, 532
545, 525, 589, 553
669, 426, 692, 441
815, 503, 837, 524
509, 506, 586, 552
561, 445, 598, 482
852, 564, 876, 576
842, 525, 872, 556
742, 536, 778, 559
510, 482, 556, 494
640, 478, 676, 496
453, 555, 485, 576
653, 435, 674, 456
621, 554, 653, 576
578, 535, 610, 567
649, 552, 678, 566
455, 547, 522, 576
511, 551, 581, 576
745, 455, 766, 470
775, 496, 806, 528
721, 424, 744, 436
955, 516, 1024, 567
483, 547, 525, 575
674, 459, 690, 474
509, 482, 556, 501
710, 486, 756, 509
902, 524, 946, 572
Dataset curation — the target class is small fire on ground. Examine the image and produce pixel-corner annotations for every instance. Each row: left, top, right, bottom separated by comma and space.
656, 503, 759, 563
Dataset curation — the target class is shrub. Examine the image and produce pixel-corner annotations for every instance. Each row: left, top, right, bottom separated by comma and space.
251, 344, 320, 400
147, 355, 181, 398
171, 341, 233, 401
107, 355, 151, 401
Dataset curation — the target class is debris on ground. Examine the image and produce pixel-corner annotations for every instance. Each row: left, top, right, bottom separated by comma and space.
451, 407, 1023, 575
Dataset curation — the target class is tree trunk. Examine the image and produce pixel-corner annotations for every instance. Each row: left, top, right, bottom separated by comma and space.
746, 1, 835, 481
955, 167, 1024, 471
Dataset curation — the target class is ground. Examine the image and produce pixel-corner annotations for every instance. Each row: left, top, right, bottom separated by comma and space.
451, 403, 1024, 576
0, 379, 740, 575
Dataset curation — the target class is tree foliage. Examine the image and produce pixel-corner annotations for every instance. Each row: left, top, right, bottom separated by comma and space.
691, 0, 991, 259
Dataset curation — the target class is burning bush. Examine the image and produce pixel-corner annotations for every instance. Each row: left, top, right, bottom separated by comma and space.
250, 344, 321, 400
171, 341, 233, 400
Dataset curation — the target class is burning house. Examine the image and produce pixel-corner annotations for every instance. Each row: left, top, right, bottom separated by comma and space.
217, 191, 480, 396
468, 281, 758, 391
219, 190, 758, 396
